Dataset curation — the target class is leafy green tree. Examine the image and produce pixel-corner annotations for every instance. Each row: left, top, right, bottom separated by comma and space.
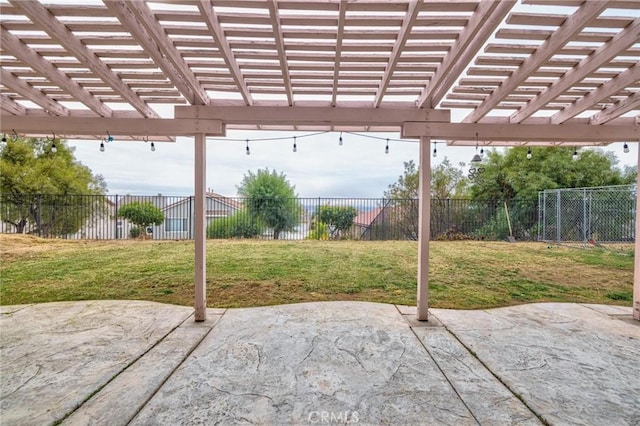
207, 210, 263, 239
0, 137, 106, 236
317, 205, 358, 239
237, 168, 301, 239
118, 201, 164, 239
383, 158, 469, 240
470, 147, 633, 200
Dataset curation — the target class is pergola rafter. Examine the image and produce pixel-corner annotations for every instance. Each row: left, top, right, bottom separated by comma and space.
105, 0, 210, 106
373, 0, 422, 108
1, 68, 70, 116
552, 63, 640, 124
511, 17, 640, 124
0, 25, 113, 117
462, 0, 610, 124
418, 0, 515, 109
10, 0, 158, 118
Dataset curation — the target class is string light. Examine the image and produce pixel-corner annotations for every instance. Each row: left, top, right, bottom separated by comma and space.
47, 132, 57, 153
433, 141, 437, 158
150, 142, 156, 152
100, 140, 105, 152
245, 139, 250, 155
572, 148, 578, 160
623, 142, 629, 154
293, 136, 297, 153
385, 138, 389, 154
1, 134, 6, 143
527, 147, 532, 159
480, 147, 484, 157
339, 132, 343, 146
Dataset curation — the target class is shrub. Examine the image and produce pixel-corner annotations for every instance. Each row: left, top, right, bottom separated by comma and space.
207, 210, 262, 239
129, 226, 141, 239
307, 221, 329, 240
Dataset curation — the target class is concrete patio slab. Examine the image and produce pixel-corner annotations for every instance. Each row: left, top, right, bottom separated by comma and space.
432, 303, 640, 426
1, 300, 638, 425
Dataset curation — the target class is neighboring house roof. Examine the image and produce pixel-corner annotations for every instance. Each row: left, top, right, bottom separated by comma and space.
354, 207, 384, 228
162, 192, 242, 213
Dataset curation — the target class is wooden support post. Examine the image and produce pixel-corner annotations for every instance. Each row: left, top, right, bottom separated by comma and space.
194, 134, 207, 322
634, 145, 640, 321
417, 136, 431, 321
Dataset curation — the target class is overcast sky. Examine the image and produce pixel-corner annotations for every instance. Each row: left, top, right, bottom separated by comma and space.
67, 131, 637, 199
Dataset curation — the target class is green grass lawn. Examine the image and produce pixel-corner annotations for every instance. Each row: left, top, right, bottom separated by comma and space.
0, 235, 634, 309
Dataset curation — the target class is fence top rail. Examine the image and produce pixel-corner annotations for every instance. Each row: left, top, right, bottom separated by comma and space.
540, 184, 636, 194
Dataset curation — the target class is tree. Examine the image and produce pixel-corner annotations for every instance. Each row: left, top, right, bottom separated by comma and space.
207, 210, 262, 239
117, 201, 164, 239
237, 168, 301, 239
316, 205, 358, 239
0, 137, 106, 236
383, 158, 468, 200
470, 147, 634, 200
383, 158, 469, 240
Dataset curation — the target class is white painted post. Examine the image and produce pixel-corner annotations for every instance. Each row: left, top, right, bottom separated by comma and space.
417, 136, 431, 321
634, 145, 640, 321
194, 134, 207, 322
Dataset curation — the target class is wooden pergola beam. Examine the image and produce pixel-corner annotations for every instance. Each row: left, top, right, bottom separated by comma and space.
267, 0, 294, 106
175, 104, 450, 126
0, 115, 224, 137
590, 92, 640, 125
0, 25, 112, 117
0, 95, 27, 116
0, 68, 70, 116
512, 17, 640, 123
11, 0, 159, 118
418, 0, 515, 109
463, 0, 610, 123
373, 0, 422, 107
402, 121, 640, 142
331, 0, 347, 107
105, 0, 210, 106
196, 0, 253, 106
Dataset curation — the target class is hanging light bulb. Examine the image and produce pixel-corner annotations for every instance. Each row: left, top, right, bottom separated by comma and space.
527, 147, 532, 159
150, 142, 156, 152
480, 147, 484, 157
51, 141, 57, 153
100, 140, 105, 152
293, 136, 297, 153
572, 148, 578, 160
1, 134, 7, 143
385, 139, 389, 154
433, 142, 437, 158
339, 132, 343, 146
245, 139, 250, 155
470, 133, 482, 165
623, 142, 629, 154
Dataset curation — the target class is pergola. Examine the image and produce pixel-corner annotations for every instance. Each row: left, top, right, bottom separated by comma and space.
1, 0, 639, 321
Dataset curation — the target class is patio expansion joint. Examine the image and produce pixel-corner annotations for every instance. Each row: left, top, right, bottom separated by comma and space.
407, 325, 482, 425
429, 312, 551, 426
57, 309, 225, 425
126, 309, 228, 424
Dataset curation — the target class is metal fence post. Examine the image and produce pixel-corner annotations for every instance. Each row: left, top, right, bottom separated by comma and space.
114, 194, 119, 239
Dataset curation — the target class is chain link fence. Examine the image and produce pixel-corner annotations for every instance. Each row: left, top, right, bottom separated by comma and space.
538, 185, 636, 248
1, 193, 538, 242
